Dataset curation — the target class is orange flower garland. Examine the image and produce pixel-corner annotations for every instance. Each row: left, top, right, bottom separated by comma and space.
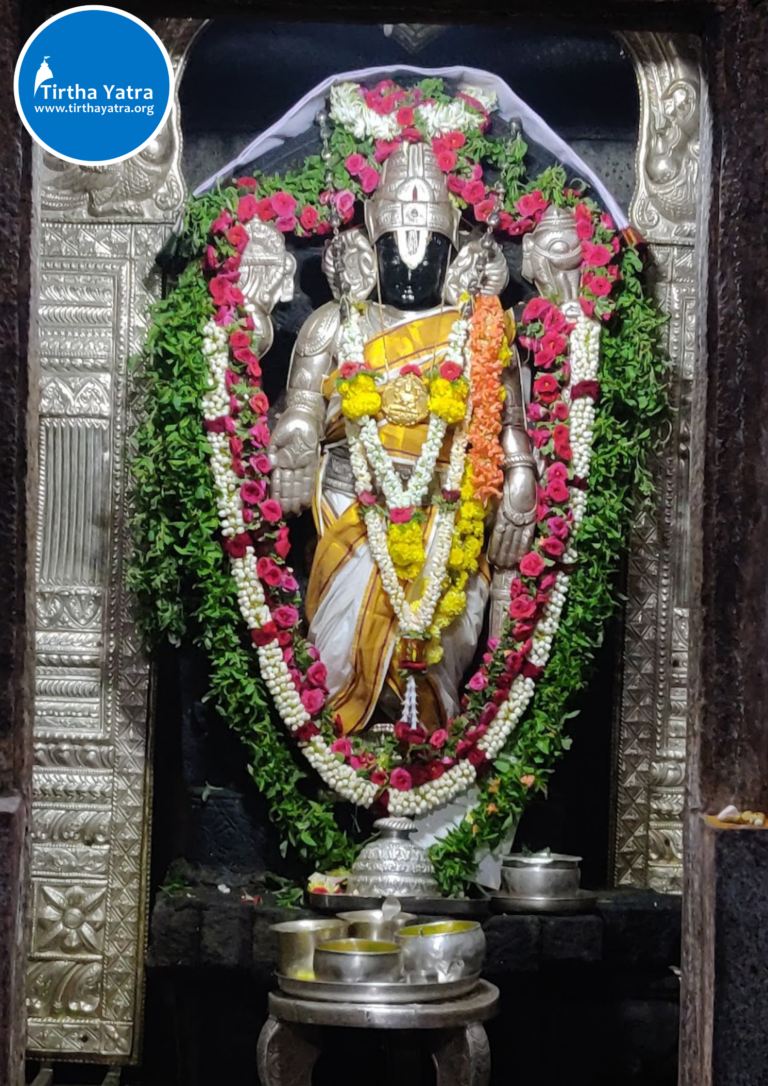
425, 299, 508, 663
467, 295, 507, 502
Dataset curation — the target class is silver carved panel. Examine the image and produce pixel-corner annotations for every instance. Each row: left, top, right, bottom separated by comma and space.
27, 20, 204, 1061
612, 33, 701, 893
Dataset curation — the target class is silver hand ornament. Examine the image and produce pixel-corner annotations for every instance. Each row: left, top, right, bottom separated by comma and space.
521, 205, 582, 304
487, 358, 538, 641
239, 219, 297, 355
269, 402, 324, 515
443, 234, 509, 305
268, 309, 336, 515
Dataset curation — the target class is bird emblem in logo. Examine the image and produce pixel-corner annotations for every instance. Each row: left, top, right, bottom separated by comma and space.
34, 57, 53, 94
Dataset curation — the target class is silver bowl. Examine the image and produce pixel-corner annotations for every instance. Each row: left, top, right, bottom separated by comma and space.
500, 853, 582, 898
270, 918, 349, 979
397, 920, 485, 982
336, 909, 417, 942
313, 938, 402, 983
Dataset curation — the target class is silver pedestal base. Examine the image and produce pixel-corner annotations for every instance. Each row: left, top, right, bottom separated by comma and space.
257, 979, 499, 1086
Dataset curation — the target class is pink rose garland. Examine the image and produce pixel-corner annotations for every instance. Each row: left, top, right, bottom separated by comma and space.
198, 139, 620, 809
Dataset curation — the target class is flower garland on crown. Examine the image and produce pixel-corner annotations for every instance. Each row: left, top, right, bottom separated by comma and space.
225, 75, 625, 317
132, 75, 666, 888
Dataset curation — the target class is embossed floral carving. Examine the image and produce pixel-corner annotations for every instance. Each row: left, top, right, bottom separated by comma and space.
37, 885, 106, 955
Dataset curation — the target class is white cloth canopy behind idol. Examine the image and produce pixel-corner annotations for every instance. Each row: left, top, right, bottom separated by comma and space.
192, 63, 628, 229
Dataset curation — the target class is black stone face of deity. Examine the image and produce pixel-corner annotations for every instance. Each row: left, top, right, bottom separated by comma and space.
375, 233, 454, 309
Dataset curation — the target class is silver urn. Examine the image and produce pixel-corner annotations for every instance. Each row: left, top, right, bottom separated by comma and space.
347, 817, 439, 898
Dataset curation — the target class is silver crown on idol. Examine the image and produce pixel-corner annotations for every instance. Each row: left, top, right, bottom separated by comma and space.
364, 142, 460, 270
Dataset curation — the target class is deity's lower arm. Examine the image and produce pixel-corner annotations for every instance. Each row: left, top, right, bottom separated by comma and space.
487, 360, 538, 569
281, 303, 341, 435
500, 360, 536, 476
267, 307, 339, 504
283, 353, 330, 433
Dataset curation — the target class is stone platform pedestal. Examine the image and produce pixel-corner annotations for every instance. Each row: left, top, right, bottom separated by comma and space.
140, 884, 680, 1086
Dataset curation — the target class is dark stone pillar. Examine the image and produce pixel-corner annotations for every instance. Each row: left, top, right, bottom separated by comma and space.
0, 0, 34, 1081
682, 4, 768, 1085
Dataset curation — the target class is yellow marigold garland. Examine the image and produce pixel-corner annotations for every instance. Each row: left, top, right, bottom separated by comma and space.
387, 519, 426, 582
339, 371, 381, 419
426, 464, 486, 663
428, 375, 469, 423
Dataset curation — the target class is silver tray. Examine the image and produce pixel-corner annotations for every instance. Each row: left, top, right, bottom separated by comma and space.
276, 973, 481, 1004
309, 892, 489, 917
490, 888, 597, 914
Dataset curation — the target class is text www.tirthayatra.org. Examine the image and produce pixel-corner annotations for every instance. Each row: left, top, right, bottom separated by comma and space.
34, 103, 155, 114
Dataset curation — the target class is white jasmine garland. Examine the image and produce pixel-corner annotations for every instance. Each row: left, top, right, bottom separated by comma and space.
458, 85, 498, 112
329, 82, 401, 142
356, 414, 448, 509
338, 307, 471, 640
388, 758, 478, 816
202, 265, 600, 815
567, 314, 600, 478
340, 310, 468, 513
337, 303, 366, 362
474, 313, 601, 761
328, 81, 498, 144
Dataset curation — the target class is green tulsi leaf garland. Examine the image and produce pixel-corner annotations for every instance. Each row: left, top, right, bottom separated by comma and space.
129, 78, 667, 891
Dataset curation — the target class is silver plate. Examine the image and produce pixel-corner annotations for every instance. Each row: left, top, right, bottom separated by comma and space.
309, 892, 489, 917
276, 973, 481, 1004
490, 889, 597, 914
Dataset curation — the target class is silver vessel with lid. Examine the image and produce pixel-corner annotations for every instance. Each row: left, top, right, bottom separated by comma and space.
347, 817, 439, 898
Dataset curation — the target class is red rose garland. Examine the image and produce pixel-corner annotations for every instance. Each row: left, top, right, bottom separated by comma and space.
212, 78, 615, 257
194, 77, 625, 814
197, 182, 614, 816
